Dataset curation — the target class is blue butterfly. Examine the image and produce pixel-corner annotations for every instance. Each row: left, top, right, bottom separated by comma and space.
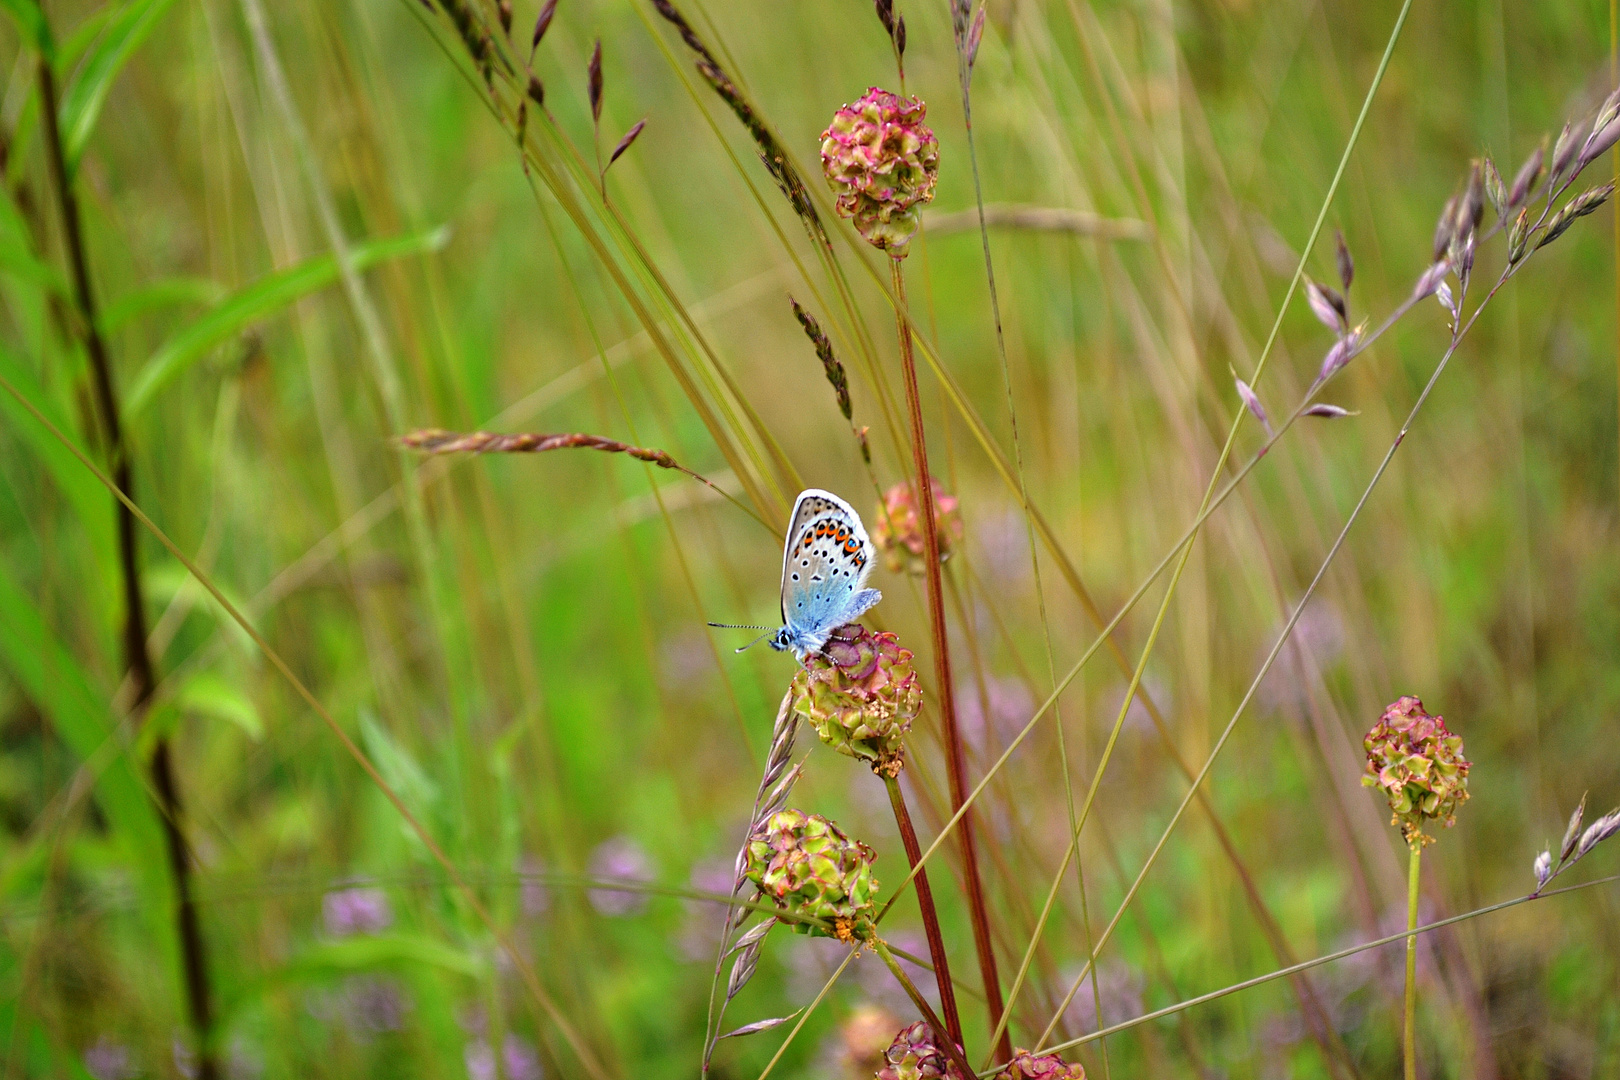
714, 489, 882, 661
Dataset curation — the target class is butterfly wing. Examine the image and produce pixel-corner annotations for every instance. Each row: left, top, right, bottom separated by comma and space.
779, 489, 879, 652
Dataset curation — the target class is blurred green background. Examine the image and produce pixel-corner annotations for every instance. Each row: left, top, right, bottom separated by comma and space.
1, 0, 1619, 1076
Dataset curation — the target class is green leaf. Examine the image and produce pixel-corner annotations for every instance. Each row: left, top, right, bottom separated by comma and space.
0, 340, 113, 561
176, 670, 263, 740
0, 561, 172, 933
58, 0, 179, 171
359, 709, 439, 814
99, 276, 226, 334
123, 227, 450, 418
0, 0, 53, 59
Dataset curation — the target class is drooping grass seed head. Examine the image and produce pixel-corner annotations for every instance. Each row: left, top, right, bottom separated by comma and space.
872, 481, 963, 575
1362, 695, 1471, 847
993, 1049, 1087, 1079
790, 623, 921, 767
820, 88, 939, 257
744, 809, 878, 937
876, 1021, 965, 1080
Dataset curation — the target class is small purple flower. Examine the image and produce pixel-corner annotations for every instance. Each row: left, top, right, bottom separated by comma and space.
466, 1034, 544, 1080
323, 884, 392, 937
519, 857, 550, 918
308, 976, 412, 1037
83, 1038, 135, 1080
587, 835, 654, 916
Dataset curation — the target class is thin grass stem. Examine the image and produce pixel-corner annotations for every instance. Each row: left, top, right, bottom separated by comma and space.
1015, 874, 1620, 1070
755, 950, 855, 1080
872, 939, 978, 1080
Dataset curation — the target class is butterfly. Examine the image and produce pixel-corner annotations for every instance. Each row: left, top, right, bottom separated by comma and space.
712, 488, 882, 661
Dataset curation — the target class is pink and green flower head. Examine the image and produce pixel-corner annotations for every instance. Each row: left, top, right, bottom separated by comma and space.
820, 88, 939, 256
744, 808, 878, 938
1362, 695, 1471, 846
872, 480, 963, 576
790, 623, 921, 769
876, 1021, 965, 1080
994, 1049, 1086, 1080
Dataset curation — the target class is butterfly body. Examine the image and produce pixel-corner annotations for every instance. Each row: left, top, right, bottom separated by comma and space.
770, 489, 882, 661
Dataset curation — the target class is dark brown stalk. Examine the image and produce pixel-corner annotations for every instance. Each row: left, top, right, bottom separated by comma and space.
35, 60, 218, 1080
889, 257, 1008, 1061
882, 771, 963, 1049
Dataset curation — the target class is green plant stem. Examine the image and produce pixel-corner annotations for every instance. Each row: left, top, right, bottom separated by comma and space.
890, 255, 1006, 1054
884, 770, 964, 1048
34, 55, 219, 1080
874, 938, 978, 1080
1404, 842, 1421, 1080
0, 367, 611, 1080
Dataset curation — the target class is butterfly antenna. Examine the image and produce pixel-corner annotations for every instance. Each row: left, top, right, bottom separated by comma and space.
734, 630, 774, 654
707, 621, 772, 631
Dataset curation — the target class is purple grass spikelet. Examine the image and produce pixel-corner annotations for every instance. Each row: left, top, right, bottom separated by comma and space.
1482, 157, 1506, 218
587, 39, 603, 125
1335, 229, 1354, 292
1537, 183, 1614, 251
1509, 144, 1544, 209
1304, 403, 1356, 419
1551, 122, 1579, 186
1305, 277, 1346, 333
1412, 260, 1450, 301
1316, 320, 1364, 383
1234, 376, 1273, 438
607, 119, 646, 169
1533, 850, 1552, 891
531, 0, 558, 51
1432, 196, 1458, 262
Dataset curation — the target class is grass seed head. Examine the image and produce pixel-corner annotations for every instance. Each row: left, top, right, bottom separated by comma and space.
1362, 695, 1471, 847
791, 623, 920, 764
820, 88, 939, 256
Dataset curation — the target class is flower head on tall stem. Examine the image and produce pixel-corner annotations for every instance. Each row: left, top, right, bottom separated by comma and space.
876, 1021, 965, 1080
1362, 695, 1471, 847
820, 88, 939, 256
743, 808, 878, 939
993, 1049, 1087, 1080
872, 481, 963, 575
790, 623, 920, 771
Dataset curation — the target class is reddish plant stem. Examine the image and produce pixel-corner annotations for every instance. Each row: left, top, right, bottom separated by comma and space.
37, 59, 218, 1080
890, 257, 1009, 1063
883, 771, 963, 1048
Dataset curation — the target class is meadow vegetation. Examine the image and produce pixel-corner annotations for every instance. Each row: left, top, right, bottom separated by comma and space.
1, 0, 1619, 1077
